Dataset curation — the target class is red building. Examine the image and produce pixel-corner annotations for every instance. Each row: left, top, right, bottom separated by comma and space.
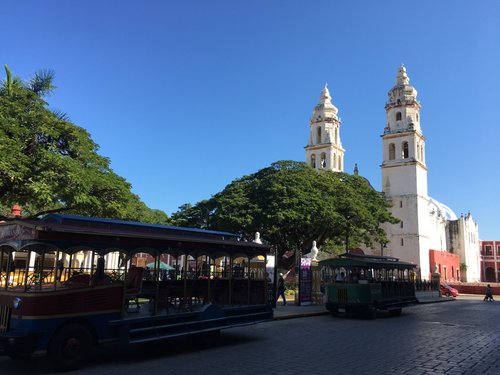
480, 240, 500, 282
429, 250, 461, 282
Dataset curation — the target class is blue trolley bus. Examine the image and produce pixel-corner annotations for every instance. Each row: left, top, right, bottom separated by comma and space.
0, 214, 273, 370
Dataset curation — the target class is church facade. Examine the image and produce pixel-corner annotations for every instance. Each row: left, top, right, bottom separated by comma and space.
306, 66, 481, 282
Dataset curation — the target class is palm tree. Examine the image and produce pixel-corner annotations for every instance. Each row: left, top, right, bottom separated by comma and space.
28, 69, 56, 97
2, 64, 56, 97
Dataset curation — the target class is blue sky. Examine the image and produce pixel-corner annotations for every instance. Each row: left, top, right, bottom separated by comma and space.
2, 1, 499, 239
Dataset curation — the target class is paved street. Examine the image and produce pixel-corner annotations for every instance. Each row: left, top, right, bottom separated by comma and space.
1, 297, 498, 375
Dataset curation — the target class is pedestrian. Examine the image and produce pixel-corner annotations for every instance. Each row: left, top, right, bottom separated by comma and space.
484, 284, 494, 301
277, 273, 286, 306
55, 259, 64, 282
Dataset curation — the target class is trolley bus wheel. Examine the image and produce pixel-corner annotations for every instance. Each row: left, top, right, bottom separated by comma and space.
389, 308, 402, 317
47, 323, 93, 371
364, 307, 377, 320
329, 308, 339, 317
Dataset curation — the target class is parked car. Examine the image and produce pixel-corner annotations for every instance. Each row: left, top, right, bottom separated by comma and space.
440, 283, 459, 297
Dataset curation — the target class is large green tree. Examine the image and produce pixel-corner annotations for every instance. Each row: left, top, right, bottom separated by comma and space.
172, 160, 398, 268
0, 65, 169, 224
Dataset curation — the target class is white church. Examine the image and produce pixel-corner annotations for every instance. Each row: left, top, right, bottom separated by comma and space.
305, 65, 481, 282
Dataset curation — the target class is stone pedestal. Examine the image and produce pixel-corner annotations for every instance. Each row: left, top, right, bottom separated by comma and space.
432, 272, 441, 295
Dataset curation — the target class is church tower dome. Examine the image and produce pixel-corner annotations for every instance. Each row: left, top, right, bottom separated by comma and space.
384, 64, 422, 135
305, 84, 345, 172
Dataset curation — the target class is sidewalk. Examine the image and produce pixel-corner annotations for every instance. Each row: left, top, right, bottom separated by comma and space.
273, 291, 454, 320
273, 302, 329, 320
415, 290, 455, 304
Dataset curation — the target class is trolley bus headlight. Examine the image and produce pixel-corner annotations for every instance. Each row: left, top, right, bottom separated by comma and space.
13, 297, 22, 309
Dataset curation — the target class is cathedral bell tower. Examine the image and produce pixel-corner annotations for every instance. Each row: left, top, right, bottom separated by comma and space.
305, 84, 345, 172
381, 65, 427, 197
381, 65, 431, 269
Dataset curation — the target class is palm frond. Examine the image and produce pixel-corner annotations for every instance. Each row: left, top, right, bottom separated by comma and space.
28, 69, 56, 97
52, 108, 71, 121
4, 64, 13, 95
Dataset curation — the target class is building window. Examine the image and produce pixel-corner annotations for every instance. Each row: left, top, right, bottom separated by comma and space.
402, 142, 409, 159
389, 143, 395, 160
416, 113, 419, 122
400, 221, 404, 228
396, 112, 402, 121
400, 200, 403, 208
401, 238, 404, 246
497, 245, 500, 255
320, 153, 326, 168
484, 245, 492, 256
317, 127, 321, 144
311, 155, 316, 168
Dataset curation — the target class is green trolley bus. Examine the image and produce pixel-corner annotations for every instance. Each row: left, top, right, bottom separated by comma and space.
320, 253, 418, 318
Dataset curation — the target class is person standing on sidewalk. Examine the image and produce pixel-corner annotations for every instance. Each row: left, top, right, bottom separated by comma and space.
277, 273, 286, 306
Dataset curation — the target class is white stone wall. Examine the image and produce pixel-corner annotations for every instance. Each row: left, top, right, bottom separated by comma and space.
447, 215, 481, 282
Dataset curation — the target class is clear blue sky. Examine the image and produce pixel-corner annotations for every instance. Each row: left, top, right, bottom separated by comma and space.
2, 1, 499, 239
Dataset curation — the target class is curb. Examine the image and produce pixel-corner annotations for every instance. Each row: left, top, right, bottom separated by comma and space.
273, 296, 455, 320
273, 311, 329, 320
417, 297, 455, 304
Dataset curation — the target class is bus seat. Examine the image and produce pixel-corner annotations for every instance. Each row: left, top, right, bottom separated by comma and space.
125, 267, 144, 309
64, 274, 90, 287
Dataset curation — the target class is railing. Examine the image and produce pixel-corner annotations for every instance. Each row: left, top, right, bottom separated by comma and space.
415, 279, 439, 292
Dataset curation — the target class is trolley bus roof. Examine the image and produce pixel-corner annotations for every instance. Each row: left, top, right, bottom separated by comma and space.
319, 253, 416, 269
0, 214, 271, 256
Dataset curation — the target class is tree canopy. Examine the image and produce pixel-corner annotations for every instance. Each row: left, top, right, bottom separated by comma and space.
0, 65, 169, 224
171, 160, 398, 268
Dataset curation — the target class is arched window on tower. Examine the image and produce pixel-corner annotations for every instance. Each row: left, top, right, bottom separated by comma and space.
316, 127, 322, 144
338, 157, 342, 170
311, 154, 316, 168
335, 128, 338, 144
396, 112, 402, 121
333, 154, 336, 169
389, 143, 395, 160
320, 153, 326, 168
416, 113, 419, 122
402, 142, 409, 159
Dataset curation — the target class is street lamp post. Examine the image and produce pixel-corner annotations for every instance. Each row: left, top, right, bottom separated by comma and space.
345, 225, 350, 253
380, 242, 387, 257
272, 246, 278, 308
